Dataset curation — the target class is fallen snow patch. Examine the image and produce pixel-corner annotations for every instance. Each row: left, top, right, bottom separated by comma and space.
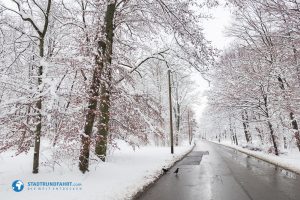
0, 141, 193, 200
213, 141, 300, 175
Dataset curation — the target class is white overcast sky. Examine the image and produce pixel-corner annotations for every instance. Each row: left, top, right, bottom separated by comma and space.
203, 2, 233, 50
192, 2, 232, 121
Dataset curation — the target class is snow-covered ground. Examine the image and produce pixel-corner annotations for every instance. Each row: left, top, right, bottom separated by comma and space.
0, 141, 193, 200
213, 140, 300, 174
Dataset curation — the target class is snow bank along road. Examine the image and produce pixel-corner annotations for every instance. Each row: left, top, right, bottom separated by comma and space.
136, 141, 300, 200
0, 142, 193, 200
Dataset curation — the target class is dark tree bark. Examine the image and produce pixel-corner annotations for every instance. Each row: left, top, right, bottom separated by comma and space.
79, 62, 103, 172
234, 131, 238, 145
78, 0, 106, 173
229, 116, 238, 145
188, 109, 191, 145
254, 113, 264, 145
267, 120, 278, 155
255, 127, 264, 145
94, 2, 116, 161
278, 76, 300, 151
290, 112, 300, 151
263, 95, 279, 156
174, 102, 180, 146
241, 110, 252, 143
31, 0, 52, 174
79, 1, 116, 172
32, 38, 44, 174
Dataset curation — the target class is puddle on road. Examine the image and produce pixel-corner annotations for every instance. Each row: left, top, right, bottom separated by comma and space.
180, 151, 209, 166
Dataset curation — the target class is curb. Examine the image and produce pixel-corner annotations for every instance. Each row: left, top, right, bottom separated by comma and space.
211, 141, 300, 175
131, 144, 196, 200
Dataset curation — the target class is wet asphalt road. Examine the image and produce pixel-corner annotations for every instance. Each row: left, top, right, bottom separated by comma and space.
136, 141, 300, 200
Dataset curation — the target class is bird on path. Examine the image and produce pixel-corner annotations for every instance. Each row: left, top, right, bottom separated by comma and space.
174, 168, 179, 175
162, 168, 168, 173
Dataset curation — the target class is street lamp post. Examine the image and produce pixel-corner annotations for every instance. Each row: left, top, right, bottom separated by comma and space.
188, 109, 191, 145
168, 69, 174, 154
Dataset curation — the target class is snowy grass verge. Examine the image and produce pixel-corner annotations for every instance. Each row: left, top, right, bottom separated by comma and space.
211, 141, 300, 175
0, 141, 194, 200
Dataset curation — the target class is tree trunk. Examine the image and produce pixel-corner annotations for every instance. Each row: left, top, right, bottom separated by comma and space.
32, 38, 44, 174
255, 127, 264, 145
95, 2, 116, 161
255, 113, 264, 145
267, 120, 279, 155
79, 62, 102, 172
263, 95, 279, 155
188, 110, 191, 145
175, 103, 180, 146
290, 112, 300, 151
229, 116, 237, 145
277, 76, 300, 151
283, 9, 300, 152
95, 68, 111, 161
241, 110, 252, 143
234, 124, 238, 145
